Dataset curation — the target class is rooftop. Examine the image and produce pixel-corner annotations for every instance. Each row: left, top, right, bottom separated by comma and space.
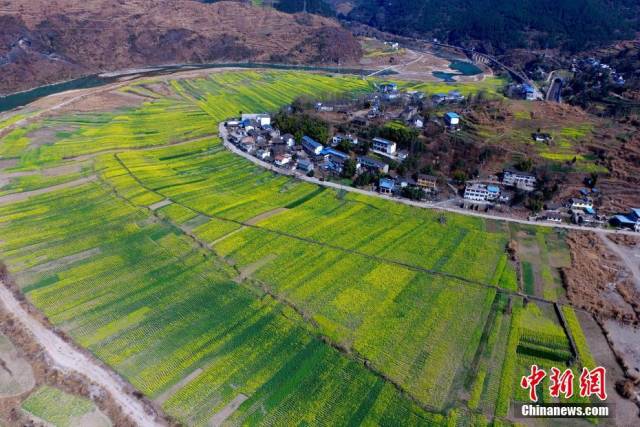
379, 178, 395, 190
302, 135, 322, 148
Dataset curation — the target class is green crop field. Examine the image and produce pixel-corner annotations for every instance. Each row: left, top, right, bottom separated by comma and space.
21, 386, 110, 427
0, 70, 603, 426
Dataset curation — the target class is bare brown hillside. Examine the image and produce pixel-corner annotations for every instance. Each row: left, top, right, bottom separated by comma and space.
0, 0, 362, 94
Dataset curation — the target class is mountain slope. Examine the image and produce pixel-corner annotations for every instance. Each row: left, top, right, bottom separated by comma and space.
0, 0, 362, 94
342, 0, 639, 53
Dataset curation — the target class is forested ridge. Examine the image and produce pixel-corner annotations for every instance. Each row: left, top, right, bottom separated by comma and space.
347, 0, 639, 51
230, 0, 639, 52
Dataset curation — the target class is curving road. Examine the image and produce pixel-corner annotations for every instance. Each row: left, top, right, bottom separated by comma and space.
220, 123, 638, 237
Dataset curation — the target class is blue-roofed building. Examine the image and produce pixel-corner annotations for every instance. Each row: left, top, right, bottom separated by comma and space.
584, 206, 596, 215
357, 156, 389, 174
321, 148, 349, 160
321, 148, 350, 173
522, 84, 536, 100
610, 208, 640, 231
379, 82, 398, 93
444, 112, 460, 127
487, 185, 500, 201
296, 159, 314, 174
379, 178, 395, 195
301, 136, 324, 156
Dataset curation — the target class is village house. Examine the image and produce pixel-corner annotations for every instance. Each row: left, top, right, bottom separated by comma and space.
255, 149, 269, 160
409, 116, 424, 128
332, 133, 358, 147
444, 112, 460, 129
610, 208, 640, 232
274, 153, 292, 167
464, 183, 499, 202
379, 83, 398, 94
315, 102, 334, 112
241, 113, 271, 127
357, 156, 389, 174
396, 176, 417, 188
569, 197, 593, 211
239, 136, 256, 153
322, 148, 350, 174
502, 169, 537, 192
532, 132, 552, 143
296, 159, 314, 174
432, 90, 465, 105
301, 135, 324, 156
351, 117, 369, 129
379, 178, 396, 195
541, 210, 563, 223
522, 84, 536, 101
372, 137, 397, 155
281, 133, 296, 147
416, 174, 438, 193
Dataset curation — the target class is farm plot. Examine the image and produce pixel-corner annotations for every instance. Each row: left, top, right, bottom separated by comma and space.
0, 183, 443, 426
22, 386, 111, 427
0, 70, 602, 425
117, 143, 509, 285
21, 386, 111, 427
212, 224, 496, 410
512, 225, 569, 301
494, 300, 597, 419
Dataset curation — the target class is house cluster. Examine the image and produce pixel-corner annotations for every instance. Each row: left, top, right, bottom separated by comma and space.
377, 174, 438, 197
573, 58, 626, 86
463, 168, 536, 204
227, 113, 396, 180
431, 90, 465, 105
610, 209, 640, 232
539, 188, 640, 232
506, 83, 536, 100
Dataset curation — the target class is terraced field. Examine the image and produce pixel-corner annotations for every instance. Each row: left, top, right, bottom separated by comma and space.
0, 70, 600, 426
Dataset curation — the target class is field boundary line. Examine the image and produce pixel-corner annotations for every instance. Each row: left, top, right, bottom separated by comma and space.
110, 152, 591, 313
0, 176, 96, 205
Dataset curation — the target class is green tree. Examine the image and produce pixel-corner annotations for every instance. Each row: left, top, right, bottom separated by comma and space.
341, 159, 357, 179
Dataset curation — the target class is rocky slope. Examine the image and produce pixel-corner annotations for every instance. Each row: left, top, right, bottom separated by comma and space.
0, 0, 362, 95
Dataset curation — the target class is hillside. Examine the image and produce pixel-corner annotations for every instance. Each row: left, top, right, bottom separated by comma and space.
337, 0, 640, 53
0, 0, 362, 94
203, 0, 640, 54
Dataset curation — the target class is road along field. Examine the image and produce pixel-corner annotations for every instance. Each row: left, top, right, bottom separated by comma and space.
0, 70, 629, 426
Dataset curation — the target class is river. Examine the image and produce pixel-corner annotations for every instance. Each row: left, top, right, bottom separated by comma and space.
0, 62, 393, 113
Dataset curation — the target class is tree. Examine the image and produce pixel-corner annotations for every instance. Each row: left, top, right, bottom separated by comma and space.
452, 169, 467, 184
341, 159, 357, 179
526, 195, 544, 213
401, 186, 424, 200
515, 158, 534, 172
336, 139, 352, 154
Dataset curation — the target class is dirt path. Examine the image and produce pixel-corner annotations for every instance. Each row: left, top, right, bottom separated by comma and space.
209, 394, 247, 427
0, 283, 164, 427
0, 176, 96, 206
598, 232, 640, 293
245, 208, 288, 225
